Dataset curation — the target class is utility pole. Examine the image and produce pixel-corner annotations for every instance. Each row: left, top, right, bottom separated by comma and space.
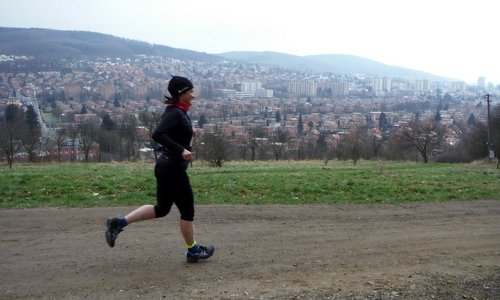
485, 93, 494, 162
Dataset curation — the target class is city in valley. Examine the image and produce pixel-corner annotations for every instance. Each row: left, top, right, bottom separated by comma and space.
0, 54, 498, 165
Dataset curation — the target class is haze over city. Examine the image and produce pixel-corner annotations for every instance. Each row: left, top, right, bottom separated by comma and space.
1, 0, 499, 85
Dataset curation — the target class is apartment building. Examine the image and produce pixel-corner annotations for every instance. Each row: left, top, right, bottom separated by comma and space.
372, 78, 392, 96
414, 79, 434, 94
287, 80, 317, 97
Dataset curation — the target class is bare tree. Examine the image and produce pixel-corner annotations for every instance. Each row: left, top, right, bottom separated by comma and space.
367, 132, 384, 159
67, 124, 79, 162
385, 131, 412, 161
345, 125, 367, 166
246, 126, 267, 161
492, 106, 500, 168
138, 110, 162, 161
200, 126, 230, 167
399, 119, 444, 163
98, 113, 118, 162
20, 127, 40, 162
119, 114, 139, 161
0, 121, 23, 168
0, 104, 25, 168
97, 129, 118, 162
300, 133, 318, 160
317, 134, 336, 166
54, 127, 67, 162
78, 121, 99, 162
22, 105, 41, 162
294, 136, 306, 160
270, 128, 290, 160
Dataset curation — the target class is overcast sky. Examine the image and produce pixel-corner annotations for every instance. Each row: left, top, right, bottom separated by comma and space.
1, 0, 499, 84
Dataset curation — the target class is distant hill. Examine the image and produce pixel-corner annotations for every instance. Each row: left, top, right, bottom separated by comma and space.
0, 27, 450, 80
220, 51, 449, 81
219, 51, 327, 71
0, 27, 221, 61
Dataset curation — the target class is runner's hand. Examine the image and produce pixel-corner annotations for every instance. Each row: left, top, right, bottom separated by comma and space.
182, 149, 192, 161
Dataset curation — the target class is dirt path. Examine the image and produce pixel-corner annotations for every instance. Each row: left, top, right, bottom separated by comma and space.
1, 200, 499, 299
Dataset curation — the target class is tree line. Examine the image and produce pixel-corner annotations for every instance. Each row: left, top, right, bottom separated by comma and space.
1, 103, 499, 168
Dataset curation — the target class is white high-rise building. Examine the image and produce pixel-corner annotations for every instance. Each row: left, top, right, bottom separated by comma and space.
415, 79, 434, 93
256, 88, 273, 98
241, 80, 262, 95
477, 77, 485, 88
372, 78, 392, 96
449, 81, 466, 92
287, 80, 317, 96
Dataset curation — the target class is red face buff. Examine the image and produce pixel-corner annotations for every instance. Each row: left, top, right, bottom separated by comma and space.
174, 100, 191, 112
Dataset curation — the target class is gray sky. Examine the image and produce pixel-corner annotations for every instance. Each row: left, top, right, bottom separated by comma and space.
1, 0, 499, 84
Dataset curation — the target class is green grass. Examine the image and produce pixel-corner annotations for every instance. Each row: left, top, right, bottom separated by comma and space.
1, 161, 499, 208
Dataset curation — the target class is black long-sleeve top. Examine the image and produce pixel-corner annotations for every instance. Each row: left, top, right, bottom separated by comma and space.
152, 106, 193, 160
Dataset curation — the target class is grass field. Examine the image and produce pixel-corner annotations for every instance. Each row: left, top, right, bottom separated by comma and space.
1, 160, 499, 208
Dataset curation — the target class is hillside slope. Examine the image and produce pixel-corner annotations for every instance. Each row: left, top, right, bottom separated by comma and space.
220, 51, 447, 80
1, 27, 450, 80
0, 27, 220, 61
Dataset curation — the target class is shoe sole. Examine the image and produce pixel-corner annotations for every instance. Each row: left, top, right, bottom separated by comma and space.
105, 218, 117, 247
105, 230, 115, 247
187, 256, 199, 263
